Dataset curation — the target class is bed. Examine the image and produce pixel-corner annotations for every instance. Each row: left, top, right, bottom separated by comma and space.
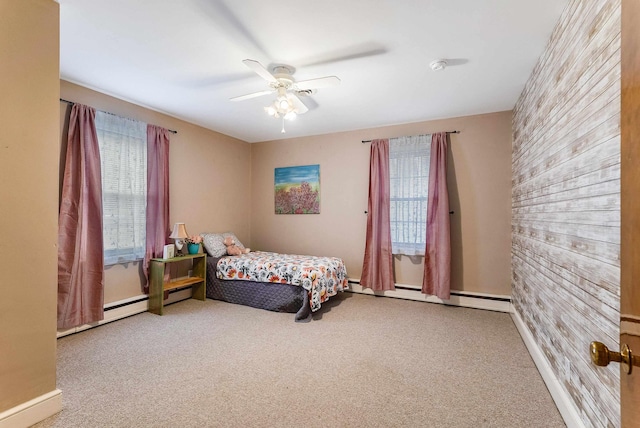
201, 233, 348, 321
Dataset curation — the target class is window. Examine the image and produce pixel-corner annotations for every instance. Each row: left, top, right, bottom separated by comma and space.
389, 134, 431, 256
95, 111, 147, 265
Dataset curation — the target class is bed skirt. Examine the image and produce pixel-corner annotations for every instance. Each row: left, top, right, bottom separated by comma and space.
206, 257, 311, 321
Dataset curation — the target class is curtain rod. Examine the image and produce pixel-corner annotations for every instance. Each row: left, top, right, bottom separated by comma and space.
60, 98, 178, 134
361, 130, 459, 143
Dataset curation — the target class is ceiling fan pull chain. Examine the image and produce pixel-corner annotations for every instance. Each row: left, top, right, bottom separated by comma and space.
281, 116, 286, 134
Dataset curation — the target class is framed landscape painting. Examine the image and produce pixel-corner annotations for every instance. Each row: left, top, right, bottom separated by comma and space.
274, 164, 320, 214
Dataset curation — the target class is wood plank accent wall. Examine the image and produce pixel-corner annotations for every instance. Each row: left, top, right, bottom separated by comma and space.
512, 0, 621, 426
620, 0, 640, 424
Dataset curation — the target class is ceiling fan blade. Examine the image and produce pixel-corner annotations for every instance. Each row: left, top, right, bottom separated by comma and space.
297, 42, 387, 67
297, 94, 319, 111
195, 1, 270, 58
230, 89, 274, 102
295, 76, 341, 91
242, 59, 278, 83
303, 48, 387, 67
289, 93, 309, 114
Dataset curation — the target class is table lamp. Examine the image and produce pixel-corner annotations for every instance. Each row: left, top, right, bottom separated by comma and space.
169, 222, 189, 254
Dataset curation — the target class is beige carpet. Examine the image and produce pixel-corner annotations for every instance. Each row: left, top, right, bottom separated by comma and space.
34, 293, 565, 427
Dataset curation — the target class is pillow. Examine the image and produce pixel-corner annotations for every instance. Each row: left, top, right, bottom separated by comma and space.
201, 233, 226, 257
201, 232, 246, 257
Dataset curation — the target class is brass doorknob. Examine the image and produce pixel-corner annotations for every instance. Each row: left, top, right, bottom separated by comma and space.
590, 341, 640, 375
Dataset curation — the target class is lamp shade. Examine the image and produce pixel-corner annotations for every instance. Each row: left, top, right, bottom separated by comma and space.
169, 222, 188, 239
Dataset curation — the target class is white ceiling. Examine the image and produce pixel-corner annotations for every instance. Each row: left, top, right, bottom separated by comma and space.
59, 0, 567, 143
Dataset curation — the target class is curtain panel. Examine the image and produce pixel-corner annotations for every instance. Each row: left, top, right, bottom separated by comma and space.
422, 132, 451, 299
361, 139, 395, 291
57, 104, 105, 329
143, 124, 171, 290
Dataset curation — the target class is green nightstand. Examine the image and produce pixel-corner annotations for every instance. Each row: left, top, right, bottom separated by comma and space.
149, 253, 206, 315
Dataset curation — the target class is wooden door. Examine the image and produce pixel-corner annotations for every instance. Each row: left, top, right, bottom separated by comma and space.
620, 0, 640, 425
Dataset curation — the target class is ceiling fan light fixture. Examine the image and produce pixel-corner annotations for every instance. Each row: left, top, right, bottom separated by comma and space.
234, 59, 340, 132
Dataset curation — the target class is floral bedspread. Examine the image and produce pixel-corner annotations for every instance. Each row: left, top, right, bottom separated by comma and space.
216, 251, 348, 312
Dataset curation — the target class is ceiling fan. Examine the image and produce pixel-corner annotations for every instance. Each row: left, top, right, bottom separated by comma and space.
230, 59, 340, 132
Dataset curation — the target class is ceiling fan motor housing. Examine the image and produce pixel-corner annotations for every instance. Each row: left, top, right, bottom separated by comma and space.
270, 65, 295, 89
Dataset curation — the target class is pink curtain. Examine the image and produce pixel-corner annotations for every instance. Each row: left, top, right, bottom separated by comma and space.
361, 139, 395, 291
58, 104, 104, 329
422, 132, 451, 299
143, 124, 171, 290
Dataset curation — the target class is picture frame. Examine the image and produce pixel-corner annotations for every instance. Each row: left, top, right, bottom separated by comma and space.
274, 164, 320, 214
163, 244, 175, 259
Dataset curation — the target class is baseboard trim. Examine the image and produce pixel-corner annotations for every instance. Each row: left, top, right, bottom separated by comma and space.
511, 309, 585, 428
0, 389, 62, 428
347, 280, 511, 313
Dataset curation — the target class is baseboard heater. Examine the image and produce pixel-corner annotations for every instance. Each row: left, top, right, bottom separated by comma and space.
103, 295, 149, 311
347, 279, 511, 313
57, 279, 510, 338
56, 287, 192, 338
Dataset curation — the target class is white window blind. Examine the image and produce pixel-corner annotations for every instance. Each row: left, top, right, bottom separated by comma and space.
95, 111, 147, 265
389, 134, 431, 256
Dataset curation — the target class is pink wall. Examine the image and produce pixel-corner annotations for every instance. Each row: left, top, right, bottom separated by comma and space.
251, 111, 513, 295
57, 82, 513, 300
60, 80, 252, 304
